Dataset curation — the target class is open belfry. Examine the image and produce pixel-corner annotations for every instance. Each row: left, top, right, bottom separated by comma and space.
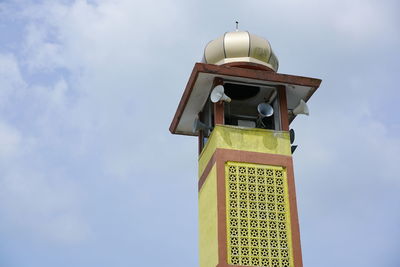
169, 29, 321, 267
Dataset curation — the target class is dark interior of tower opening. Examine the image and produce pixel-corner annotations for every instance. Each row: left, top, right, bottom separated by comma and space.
198, 83, 282, 153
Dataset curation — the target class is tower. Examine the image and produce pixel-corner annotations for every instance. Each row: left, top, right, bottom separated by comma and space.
170, 30, 321, 267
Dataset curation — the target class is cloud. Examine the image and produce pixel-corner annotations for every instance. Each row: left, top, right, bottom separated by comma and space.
292, 84, 400, 266
0, 51, 89, 245
331, 0, 399, 42
0, 53, 26, 105
0, 0, 196, 252
0, 0, 399, 266
0, 121, 22, 160
0, 169, 90, 244
22, 23, 65, 72
12, 0, 196, 178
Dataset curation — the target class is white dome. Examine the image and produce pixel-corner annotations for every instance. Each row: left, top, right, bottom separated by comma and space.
203, 31, 279, 71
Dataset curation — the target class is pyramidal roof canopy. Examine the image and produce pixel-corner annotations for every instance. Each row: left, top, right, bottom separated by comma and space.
170, 31, 322, 136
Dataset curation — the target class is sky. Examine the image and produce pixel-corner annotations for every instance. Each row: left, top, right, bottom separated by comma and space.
0, 0, 399, 266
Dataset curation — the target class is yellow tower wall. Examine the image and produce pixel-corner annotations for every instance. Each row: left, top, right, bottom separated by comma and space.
198, 125, 302, 267
199, 164, 219, 267
199, 125, 291, 177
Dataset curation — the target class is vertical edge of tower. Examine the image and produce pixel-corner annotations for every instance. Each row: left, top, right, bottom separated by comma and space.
199, 156, 219, 267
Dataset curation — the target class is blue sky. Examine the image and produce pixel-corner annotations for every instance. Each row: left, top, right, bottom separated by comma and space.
0, 0, 399, 266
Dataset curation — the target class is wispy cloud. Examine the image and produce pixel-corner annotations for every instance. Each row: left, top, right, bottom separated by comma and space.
0, 0, 399, 266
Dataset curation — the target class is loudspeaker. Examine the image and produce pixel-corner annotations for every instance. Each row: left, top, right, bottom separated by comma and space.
192, 118, 213, 133
257, 103, 274, 117
210, 85, 232, 103
293, 99, 309, 116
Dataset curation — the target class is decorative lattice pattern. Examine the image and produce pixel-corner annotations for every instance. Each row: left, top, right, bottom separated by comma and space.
226, 162, 293, 267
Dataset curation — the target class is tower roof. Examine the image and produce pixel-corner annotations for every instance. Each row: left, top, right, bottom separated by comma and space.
203, 31, 279, 72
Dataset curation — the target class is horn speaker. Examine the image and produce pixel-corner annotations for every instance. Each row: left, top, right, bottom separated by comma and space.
192, 118, 212, 133
210, 85, 232, 103
293, 99, 309, 116
257, 103, 274, 117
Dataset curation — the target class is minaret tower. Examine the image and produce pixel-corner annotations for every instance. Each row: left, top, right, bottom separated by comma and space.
170, 30, 321, 267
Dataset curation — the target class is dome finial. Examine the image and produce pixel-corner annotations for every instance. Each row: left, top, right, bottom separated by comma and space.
235, 21, 239, 32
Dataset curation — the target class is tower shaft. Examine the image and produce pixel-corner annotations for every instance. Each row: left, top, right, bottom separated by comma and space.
198, 126, 302, 267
